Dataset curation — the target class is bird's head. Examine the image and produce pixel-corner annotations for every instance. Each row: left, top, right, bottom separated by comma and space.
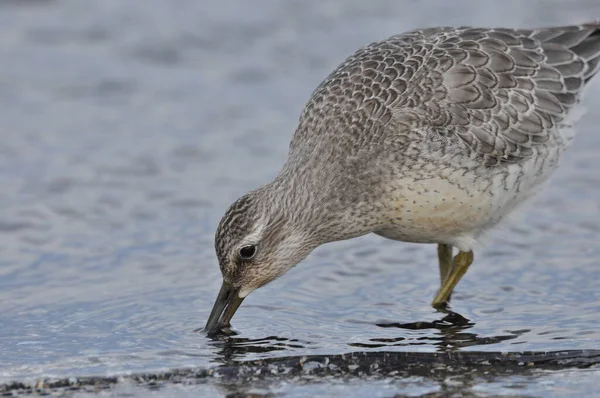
204, 188, 316, 334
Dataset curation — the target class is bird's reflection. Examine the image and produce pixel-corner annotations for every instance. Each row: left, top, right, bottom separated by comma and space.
349, 310, 528, 351
196, 311, 597, 398
201, 309, 530, 366
204, 332, 309, 365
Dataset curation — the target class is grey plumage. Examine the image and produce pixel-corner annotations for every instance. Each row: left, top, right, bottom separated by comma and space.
292, 23, 600, 164
207, 23, 600, 331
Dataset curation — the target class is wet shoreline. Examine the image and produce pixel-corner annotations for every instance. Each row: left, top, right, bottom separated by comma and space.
3, 349, 599, 396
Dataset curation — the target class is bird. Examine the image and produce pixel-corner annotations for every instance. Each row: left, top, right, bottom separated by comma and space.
205, 22, 600, 335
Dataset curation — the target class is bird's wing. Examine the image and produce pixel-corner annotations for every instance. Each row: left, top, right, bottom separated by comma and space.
406, 24, 600, 162
293, 24, 600, 164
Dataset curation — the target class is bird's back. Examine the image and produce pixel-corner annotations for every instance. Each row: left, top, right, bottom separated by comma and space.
290, 23, 600, 167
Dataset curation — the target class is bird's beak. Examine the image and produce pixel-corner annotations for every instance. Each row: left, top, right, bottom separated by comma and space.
204, 281, 245, 335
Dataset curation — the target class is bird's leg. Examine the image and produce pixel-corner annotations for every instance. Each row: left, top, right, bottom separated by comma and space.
432, 250, 474, 308
437, 244, 453, 285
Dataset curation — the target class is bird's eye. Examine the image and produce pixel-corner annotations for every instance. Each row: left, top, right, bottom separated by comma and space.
239, 245, 257, 260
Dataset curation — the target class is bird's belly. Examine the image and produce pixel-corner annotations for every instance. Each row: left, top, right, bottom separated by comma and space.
373, 155, 560, 250
375, 178, 497, 246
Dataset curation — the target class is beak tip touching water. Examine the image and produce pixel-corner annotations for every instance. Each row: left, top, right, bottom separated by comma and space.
204, 281, 245, 335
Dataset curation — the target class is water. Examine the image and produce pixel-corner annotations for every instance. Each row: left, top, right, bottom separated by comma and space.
1, 0, 600, 396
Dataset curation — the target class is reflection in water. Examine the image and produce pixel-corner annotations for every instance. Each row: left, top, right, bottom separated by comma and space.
201, 310, 532, 368
349, 311, 529, 351
206, 334, 309, 365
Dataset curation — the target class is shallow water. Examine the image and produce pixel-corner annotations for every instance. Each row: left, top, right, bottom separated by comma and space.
1, 0, 600, 396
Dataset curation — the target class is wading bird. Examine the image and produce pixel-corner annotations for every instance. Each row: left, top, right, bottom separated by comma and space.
205, 23, 600, 334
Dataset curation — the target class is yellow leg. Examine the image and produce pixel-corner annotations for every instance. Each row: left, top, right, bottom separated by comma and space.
437, 244, 453, 285
432, 251, 474, 308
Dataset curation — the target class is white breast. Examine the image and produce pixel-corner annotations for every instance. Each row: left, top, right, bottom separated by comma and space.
374, 144, 564, 252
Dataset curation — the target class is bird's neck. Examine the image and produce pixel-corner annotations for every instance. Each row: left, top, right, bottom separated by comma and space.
262, 162, 384, 245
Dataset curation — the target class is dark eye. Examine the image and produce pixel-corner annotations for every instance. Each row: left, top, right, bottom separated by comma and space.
239, 245, 257, 260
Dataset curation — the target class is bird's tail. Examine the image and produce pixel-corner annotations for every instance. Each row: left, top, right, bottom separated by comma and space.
528, 22, 600, 145
578, 22, 600, 83
533, 22, 600, 85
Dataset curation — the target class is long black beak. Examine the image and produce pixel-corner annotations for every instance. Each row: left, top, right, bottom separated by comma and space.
204, 281, 245, 335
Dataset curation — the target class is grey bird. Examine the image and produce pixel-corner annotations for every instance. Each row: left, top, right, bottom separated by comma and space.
205, 23, 600, 334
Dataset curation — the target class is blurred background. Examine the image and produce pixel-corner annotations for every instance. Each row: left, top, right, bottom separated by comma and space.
1, 0, 600, 396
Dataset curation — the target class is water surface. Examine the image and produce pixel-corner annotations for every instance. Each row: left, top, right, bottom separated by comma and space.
1, 0, 600, 396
